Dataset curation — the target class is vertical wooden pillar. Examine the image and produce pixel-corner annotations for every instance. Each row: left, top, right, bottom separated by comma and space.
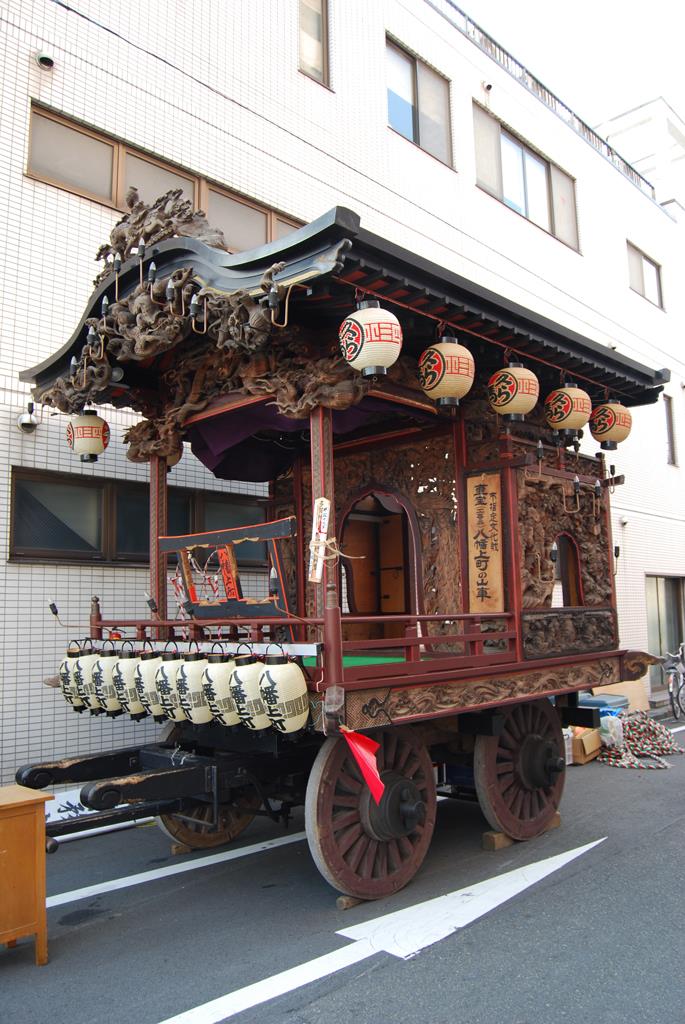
149, 455, 168, 633
293, 454, 307, 634
309, 406, 337, 615
309, 406, 343, 689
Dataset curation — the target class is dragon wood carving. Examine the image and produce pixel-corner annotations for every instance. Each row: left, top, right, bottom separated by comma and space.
36, 187, 385, 460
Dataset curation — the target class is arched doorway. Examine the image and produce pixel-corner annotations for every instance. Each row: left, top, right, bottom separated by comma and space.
340, 490, 420, 643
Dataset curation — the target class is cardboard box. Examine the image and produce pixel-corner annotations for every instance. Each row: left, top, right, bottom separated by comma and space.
572, 727, 601, 765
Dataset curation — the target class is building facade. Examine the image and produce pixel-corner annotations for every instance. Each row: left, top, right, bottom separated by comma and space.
1, 0, 683, 782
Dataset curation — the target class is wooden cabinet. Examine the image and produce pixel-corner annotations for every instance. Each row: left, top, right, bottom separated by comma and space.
0, 785, 50, 965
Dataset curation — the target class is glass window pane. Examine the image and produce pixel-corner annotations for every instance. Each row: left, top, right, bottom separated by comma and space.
627, 243, 644, 293
276, 218, 298, 239
473, 104, 501, 195
125, 154, 194, 206
14, 478, 102, 553
203, 500, 266, 563
387, 44, 416, 142
550, 165, 579, 249
417, 62, 451, 164
642, 257, 661, 305
524, 150, 550, 230
501, 135, 525, 215
116, 489, 149, 557
299, 0, 325, 81
169, 492, 192, 536
207, 190, 268, 251
30, 112, 114, 201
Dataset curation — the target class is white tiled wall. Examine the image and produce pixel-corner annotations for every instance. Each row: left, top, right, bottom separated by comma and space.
1, 0, 684, 780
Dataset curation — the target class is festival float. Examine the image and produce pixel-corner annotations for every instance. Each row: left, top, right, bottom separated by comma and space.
16, 191, 667, 898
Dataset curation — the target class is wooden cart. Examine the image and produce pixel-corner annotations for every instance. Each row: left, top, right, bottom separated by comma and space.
17, 196, 665, 898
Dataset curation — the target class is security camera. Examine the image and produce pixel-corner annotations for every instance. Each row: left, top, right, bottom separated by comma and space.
482, 81, 493, 92
34, 51, 55, 70
17, 402, 39, 434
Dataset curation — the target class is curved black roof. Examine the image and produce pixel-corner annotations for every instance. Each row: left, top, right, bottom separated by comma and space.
21, 206, 668, 406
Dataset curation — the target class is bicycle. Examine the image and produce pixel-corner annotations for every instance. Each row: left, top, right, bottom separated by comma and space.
662, 641, 685, 719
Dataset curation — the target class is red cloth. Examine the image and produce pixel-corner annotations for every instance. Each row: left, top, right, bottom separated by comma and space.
341, 728, 385, 805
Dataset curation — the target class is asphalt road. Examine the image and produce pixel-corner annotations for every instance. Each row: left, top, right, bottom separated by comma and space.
3, 722, 685, 1024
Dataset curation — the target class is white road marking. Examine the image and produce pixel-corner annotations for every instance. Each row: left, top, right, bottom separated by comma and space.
670, 724, 685, 733
157, 838, 605, 1024
47, 831, 306, 908
48, 797, 451, 907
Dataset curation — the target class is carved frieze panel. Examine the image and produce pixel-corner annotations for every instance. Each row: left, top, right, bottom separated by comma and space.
342, 656, 621, 730
517, 474, 612, 608
522, 609, 617, 660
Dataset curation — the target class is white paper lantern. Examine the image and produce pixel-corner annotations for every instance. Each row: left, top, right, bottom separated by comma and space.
339, 300, 402, 378
59, 644, 86, 712
113, 650, 147, 720
258, 655, 309, 734
135, 650, 166, 720
544, 386, 592, 435
156, 651, 188, 722
487, 363, 539, 421
589, 401, 632, 450
93, 649, 124, 716
177, 652, 212, 725
202, 651, 240, 727
66, 409, 110, 462
73, 649, 105, 713
230, 654, 271, 730
418, 337, 475, 406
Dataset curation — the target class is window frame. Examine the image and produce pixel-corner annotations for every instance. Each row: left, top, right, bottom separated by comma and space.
473, 103, 579, 250
9, 467, 269, 568
26, 105, 300, 246
298, 0, 330, 87
627, 241, 663, 308
664, 394, 678, 466
386, 39, 453, 166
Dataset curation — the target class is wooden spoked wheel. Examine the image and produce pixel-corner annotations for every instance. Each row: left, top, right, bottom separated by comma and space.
305, 727, 436, 899
473, 699, 565, 841
157, 791, 261, 849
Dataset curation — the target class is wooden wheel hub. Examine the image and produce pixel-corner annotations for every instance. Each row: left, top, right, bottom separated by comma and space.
473, 699, 565, 841
305, 728, 436, 899
518, 735, 565, 790
360, 771, 426, 842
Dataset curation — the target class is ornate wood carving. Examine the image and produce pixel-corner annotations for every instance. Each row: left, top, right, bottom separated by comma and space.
343, 656, 622, 730
94, 187, 228, 278
293, 435, 462, 629
522, 609, 617, 659
518, 474, 612, 608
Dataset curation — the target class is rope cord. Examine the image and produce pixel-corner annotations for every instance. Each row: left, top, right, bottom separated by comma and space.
597, 711, 684, 769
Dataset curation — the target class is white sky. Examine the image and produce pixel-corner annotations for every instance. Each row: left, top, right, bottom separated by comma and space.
459, 0, 685, 127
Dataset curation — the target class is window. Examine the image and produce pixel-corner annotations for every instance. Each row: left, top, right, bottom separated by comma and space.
627, 242, 663, 307
646, 575, 685, 688
27, 106, 299, 250
664, 394, 677, 465
10, 469, 267, 566
299, 0, 329, 85
473, 104, 579, 249
386, 41, 451, 165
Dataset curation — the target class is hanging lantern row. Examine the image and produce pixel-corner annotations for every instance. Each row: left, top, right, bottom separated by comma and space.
338, 300, 633, 448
